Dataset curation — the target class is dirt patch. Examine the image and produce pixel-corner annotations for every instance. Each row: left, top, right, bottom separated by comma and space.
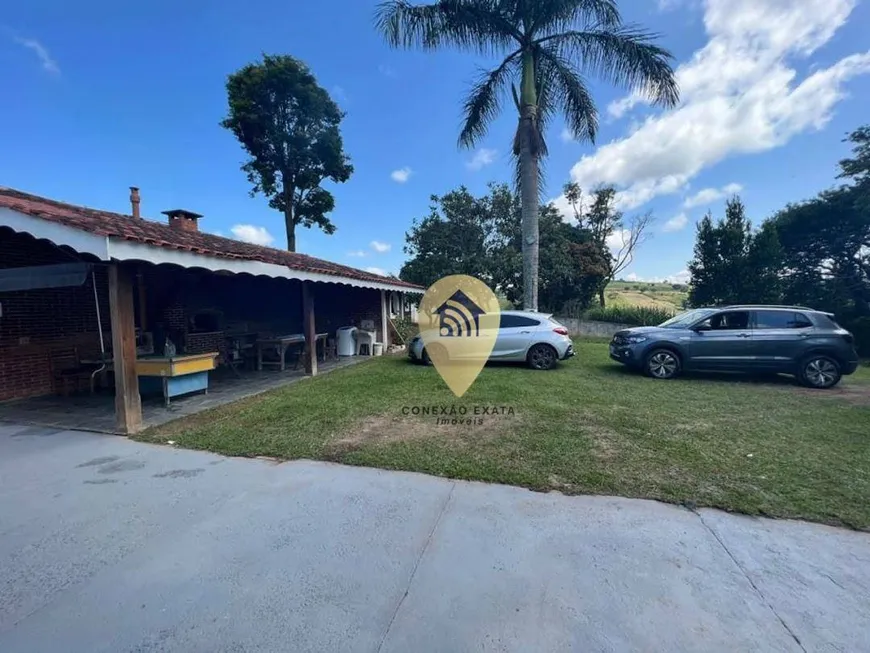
583, 424, 621, 462
671, 421, 715, 435
330, 412, 517, 453
792, 384, 870, 407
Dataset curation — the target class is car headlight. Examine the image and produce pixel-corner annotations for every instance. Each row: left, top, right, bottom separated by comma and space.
626, 335, 648, 344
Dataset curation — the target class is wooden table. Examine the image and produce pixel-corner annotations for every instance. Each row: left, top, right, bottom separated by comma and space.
136, 353, 218, 407
256, 333, 327, 371
83, 353, 218, 407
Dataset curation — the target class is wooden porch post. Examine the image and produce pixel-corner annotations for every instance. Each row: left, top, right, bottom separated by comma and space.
109, 264, 142, 434
302, 281, 317, 376
380, 290, 390, 349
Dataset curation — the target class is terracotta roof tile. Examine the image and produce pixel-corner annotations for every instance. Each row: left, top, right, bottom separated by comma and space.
0, 187, 422, 290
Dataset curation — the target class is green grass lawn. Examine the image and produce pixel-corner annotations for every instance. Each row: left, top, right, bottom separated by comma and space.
138, 340, 870, 530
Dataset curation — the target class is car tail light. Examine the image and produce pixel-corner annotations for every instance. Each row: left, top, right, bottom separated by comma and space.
553, 327, 569, 336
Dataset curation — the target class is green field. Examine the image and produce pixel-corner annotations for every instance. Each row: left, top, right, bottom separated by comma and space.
605, 280, 688, 312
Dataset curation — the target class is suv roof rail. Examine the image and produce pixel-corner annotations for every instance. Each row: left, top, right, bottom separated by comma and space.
722, 304, 815, 311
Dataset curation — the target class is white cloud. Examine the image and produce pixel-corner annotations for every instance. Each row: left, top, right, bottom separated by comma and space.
231, 224, 274, 246
347, 249, 367, 257
14, 36, 60, 75
365, 266, 389, 276
370, 240, 391, 253
390, 167, 412, 183
683, 182, 743, 208
669, 269, 692, 285
662, 213, 689, 232
605, 229, 632, 253
560, 127, 574, 143
378, 64, 397, 78
466, 148, 497, 171
577, 0, 869, 211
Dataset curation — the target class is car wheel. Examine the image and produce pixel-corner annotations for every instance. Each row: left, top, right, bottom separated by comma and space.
420, 347, 432, 366
527, 344, 558, 370
645, 349, 681, 380
799, 355, 841, 389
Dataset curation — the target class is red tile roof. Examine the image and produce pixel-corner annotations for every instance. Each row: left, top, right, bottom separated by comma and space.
0, 187, 422, 290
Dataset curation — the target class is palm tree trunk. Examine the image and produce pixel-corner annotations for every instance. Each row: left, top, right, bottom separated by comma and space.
519, 50, 539, 311
519, 113, 539, 311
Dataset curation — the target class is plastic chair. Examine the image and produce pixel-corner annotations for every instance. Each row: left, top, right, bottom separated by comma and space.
355, 330, 375, 356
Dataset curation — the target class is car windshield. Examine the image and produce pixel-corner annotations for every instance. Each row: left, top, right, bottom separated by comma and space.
658, 308, 717, 328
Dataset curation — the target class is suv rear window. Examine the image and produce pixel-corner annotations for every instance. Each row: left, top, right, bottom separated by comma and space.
755, 311, 812, 329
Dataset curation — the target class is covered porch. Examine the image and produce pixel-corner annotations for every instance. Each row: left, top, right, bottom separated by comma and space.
0, 187, 421, 435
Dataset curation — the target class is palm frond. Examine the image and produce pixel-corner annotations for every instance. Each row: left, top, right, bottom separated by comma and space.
375, 0, 520, 53
539, 26, 679, 107
529, 0, 621, 33
459, 50, 522, 148
537, 47, 598, 143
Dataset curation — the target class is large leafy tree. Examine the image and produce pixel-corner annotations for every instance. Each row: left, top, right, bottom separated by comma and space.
376, 0, 678, 310
565, 182, 652, 306
687, 197, 782, 307
400, 185, 504, 286
400, 183, 606, 312
221, 55, 353, 252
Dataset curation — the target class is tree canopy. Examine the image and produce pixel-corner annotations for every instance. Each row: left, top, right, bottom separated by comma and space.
565, 182, 652, 306
684, 125, 870, 353
687, 197, 782, 307
400, 183, 608, 313
221, 54, 353, 252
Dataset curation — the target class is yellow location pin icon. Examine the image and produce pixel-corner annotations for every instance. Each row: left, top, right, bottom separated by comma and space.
418, 275, 501, 397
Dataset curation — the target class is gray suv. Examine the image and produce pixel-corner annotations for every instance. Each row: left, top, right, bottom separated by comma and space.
609, 305, 859, 388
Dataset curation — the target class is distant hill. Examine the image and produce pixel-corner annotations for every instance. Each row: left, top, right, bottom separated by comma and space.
605, 280, 688, 312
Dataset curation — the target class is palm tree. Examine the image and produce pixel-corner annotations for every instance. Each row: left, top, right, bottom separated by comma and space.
375, 0, 679, 310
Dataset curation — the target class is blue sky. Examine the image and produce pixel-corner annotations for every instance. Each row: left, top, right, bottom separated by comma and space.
2, 0, 869, 284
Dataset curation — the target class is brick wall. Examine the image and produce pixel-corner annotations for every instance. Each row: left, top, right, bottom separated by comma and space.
0, 229, 109, 401
185, 331, 224, 357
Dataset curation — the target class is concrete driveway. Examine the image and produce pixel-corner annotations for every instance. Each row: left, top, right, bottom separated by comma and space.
1, 423, 868, 652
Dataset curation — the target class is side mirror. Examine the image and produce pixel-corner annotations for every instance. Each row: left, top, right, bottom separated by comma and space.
693, 324, 711, 332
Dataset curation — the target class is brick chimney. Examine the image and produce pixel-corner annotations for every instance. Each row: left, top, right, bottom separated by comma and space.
129, 187, 141, 219
162, 209, 203, 233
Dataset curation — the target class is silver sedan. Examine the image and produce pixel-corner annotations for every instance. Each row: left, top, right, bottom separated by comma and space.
408, 311, 574, 370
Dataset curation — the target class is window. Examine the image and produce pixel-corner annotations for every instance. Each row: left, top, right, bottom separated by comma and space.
791, 313, 814, 329
697, 311, 750, 331
660, 308, 717, 328
499, 315, 540, 329
755, 311, 813, 329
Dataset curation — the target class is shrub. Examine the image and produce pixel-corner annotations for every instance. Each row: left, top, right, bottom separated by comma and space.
584, 305, 675, 326
390, 317, 419, 344
845, 317, 870, 357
